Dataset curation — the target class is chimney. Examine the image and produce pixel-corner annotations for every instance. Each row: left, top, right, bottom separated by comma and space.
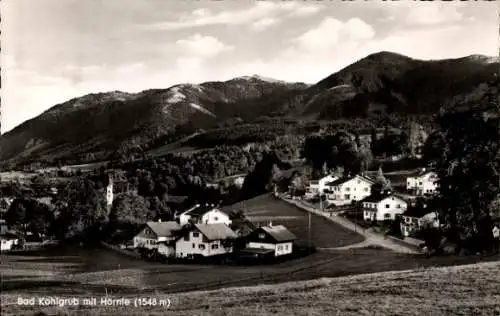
269, 221, 273, 227
158, 219, 162, 223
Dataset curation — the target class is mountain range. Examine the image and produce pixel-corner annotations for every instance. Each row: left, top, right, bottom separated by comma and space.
0, 51, 498, 168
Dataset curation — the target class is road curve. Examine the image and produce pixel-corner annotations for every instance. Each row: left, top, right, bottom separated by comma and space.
281, 197, 420, 254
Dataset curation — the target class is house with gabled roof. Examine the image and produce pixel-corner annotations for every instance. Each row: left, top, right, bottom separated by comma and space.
406, 168, 439, 196
325, 174, 375, 206
175, 223, 238, 259
243, 224, 297, 257
362, 192, 408, 221
133, 221, 182, 256
400, 204, 440, 237
305, 174, 338, 199
177, 204, 232, 226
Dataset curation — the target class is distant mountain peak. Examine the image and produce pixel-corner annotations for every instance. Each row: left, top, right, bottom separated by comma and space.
230, 74, 284, 83
464, 54, 500, 64
363, 51, 413, 61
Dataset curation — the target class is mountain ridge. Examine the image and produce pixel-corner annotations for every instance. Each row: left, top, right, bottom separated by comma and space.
1, 51, 498, 168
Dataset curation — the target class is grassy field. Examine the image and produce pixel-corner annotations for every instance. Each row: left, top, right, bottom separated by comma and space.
2, 260, 499, 315
226, 194, 365, 248
2, 195, 500, 315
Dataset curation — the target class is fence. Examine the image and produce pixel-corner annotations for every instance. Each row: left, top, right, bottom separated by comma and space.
100, 241, 141, 259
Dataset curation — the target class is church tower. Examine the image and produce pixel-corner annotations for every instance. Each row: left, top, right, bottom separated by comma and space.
106, 175, 114, 211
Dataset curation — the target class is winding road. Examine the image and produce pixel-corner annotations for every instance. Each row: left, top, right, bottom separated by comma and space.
282, 197, 420, 254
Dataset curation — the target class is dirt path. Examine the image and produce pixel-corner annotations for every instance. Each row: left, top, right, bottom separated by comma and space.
282, 197, 420, 254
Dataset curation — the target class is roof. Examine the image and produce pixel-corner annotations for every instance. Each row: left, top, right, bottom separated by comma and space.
261, 225, 297, 242
362, 192, 407, 204
165, 195, 188, 204
36, 197, 52, 206
326, 174, 374, 187
408, 169, 437, 179
402, 206, 433, 218
182, 204, 227, 218
239, 248, 274, 255
146, 221, 182, 237
195, 223, 238, 240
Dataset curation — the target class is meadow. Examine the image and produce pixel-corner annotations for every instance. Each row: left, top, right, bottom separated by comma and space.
225, 194, 365, 248
2, 260, 499, 315
2, 194, 500, 315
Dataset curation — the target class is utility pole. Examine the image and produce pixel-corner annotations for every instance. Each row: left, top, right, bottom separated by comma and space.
308, 210, 311, 253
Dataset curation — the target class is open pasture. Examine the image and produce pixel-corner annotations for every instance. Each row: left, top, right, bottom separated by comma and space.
227, 194, 365, 248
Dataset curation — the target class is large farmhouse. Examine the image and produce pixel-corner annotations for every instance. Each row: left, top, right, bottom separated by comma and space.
406, 169, 439, 196
362, 193, 408, 221
175, 223, 238, 259
325, 174, 375, 206
243, 224, 297, 258
133, 221, 182, 256
178, 204, 232, 226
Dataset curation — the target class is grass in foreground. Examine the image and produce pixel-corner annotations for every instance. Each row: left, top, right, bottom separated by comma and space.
2, 261, 499, 316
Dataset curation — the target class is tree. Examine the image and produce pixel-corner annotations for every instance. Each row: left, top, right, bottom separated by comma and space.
372, 166, 391, 193
371, 128, 379, 157
5, 198, 54, 238
54, 177, 108, 242
5, 199, 28, 235
432, 108, 500, 251
110, 192, 154, 227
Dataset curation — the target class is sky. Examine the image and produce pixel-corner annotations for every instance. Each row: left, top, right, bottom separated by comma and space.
1, 0, 499, 133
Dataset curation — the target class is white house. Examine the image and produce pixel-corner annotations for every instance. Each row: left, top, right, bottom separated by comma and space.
0, 232, 20, 251
245, 224, 297, 257
178, 204, 232, 226
406, 169, 439, 196
325, 175, 375, 206
362, 194, 408, 221
133, 221, 182, 257
305, 175, 339, 199
400, 206, 440, 237
175, 223, 237, 258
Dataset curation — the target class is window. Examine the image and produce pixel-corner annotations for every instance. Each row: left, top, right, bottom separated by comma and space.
357, 180, 360, 184
364, 187, 368, 192
199, 244, 206, 250
277, 245, 283, 251
396, 204, 400, 208
192, 243, 195, 248
419, 182, 423, 185
345, 187, 350, 192
211, 244, 219, 249
184, 235, 189, 241
192, 232, 199, 238
385, 204, 390, 208
384, 214, 391, 219
285, 245, 289, 250
344, 194, 350, 200
214, 217, 219, 221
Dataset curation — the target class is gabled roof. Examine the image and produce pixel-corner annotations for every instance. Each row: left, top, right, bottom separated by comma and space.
181, 204, 227, 218
402, 206, 434, 218
408, 169, 437, 179
261, 225, 297, 242
362, 192, 407, 204
326, 174, 374, 186
146, 221, 182, 237
195, 223, 238, 240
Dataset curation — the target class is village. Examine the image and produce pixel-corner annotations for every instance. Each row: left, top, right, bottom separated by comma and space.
0, 164, 451, 262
